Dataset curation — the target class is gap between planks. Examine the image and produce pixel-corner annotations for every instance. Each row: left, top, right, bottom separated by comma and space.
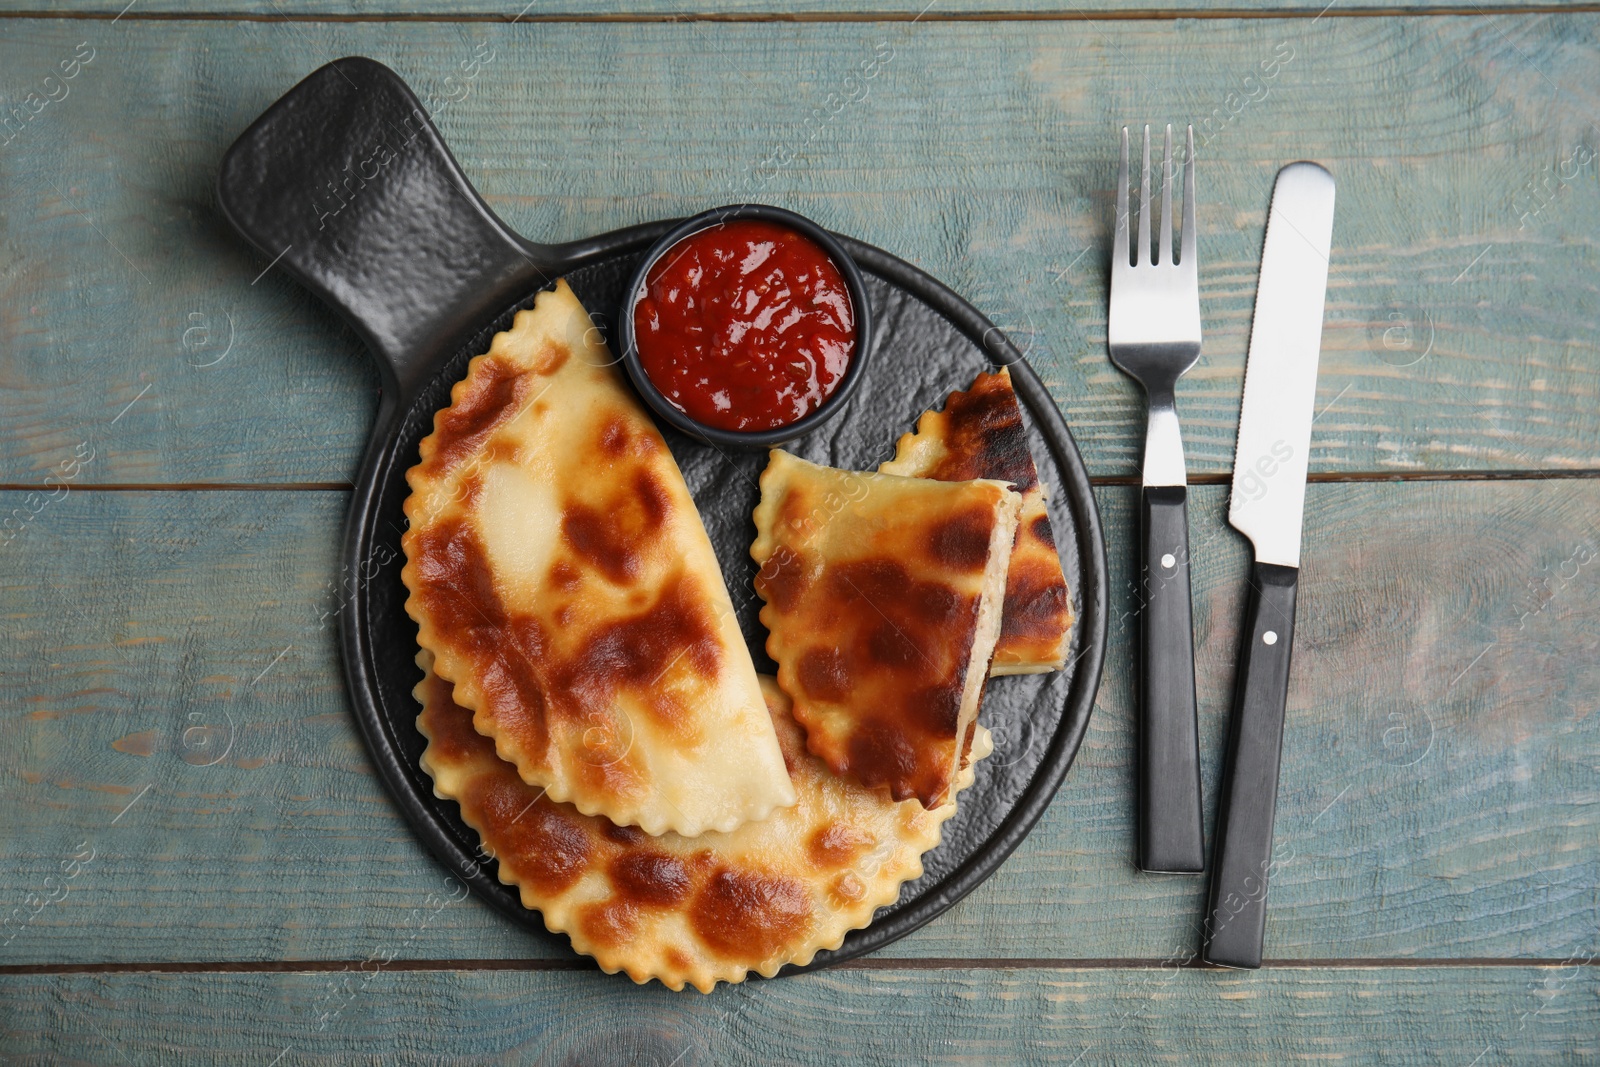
0, 482, 354, 492
1, 4, 1599, 21
6, 469, 1600, 493
1, 957, 1597, 976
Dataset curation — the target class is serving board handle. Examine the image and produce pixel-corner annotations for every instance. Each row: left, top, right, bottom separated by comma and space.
216, 57, 558, 407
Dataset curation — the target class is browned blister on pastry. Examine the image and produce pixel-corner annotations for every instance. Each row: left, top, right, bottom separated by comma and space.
751, 450, 1021, 808
880, 367, 1074, 675
401, 280, 794, 838
415, 651, 989, 993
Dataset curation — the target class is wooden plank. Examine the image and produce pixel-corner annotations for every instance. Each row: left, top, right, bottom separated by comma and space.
0, 0, 1591, 14
921, 477, 1600, 962
1, 966, 1596, 1063
1, 479, 1595, 966
1, 17, 1597, 483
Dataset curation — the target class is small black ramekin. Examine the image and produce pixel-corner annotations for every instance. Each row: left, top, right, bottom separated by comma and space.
616, 203, 874, 451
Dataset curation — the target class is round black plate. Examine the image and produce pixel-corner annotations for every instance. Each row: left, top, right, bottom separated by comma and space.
216, 56, 1107, 977
351, 235, 1107, 973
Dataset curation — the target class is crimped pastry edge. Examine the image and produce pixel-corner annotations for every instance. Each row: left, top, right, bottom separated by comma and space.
878, 367, 1073, 676
415, 649, 988, 993
752, 448, 1016, 807
400, 281, 793, 838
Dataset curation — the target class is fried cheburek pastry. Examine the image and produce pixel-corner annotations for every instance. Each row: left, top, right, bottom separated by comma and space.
415, 651, 990, 992
880, 367, 1074, 675
751, 450, 1021, 808
402, 281, 794, 838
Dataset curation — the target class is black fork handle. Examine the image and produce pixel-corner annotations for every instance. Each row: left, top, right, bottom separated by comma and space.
1138, 485, 1206, 873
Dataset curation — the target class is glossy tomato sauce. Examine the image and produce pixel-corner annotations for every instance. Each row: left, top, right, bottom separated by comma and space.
632, 219, 856, 433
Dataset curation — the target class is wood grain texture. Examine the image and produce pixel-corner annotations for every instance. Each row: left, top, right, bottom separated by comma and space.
1, 480, 1594, 966
2, 966, 1597, 1064
0, 0, 1594, 14
1, 17, 1598, 483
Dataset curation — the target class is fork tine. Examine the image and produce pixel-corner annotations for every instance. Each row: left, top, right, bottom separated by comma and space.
1159, 124, 1174, 266
1137, 125, 1152, 267
1115, 126, 1130, 269
1181, 124, 1197, 269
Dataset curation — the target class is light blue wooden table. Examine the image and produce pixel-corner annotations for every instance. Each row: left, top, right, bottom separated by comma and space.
0, 2, 1596, 1062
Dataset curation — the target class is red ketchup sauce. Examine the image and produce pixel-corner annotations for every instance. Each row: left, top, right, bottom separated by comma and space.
632, 219, 856, 433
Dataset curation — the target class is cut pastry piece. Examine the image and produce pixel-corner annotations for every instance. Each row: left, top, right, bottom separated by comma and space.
415, 650, 989, 993
880, 367, 1074, 675
402, 280, 794, 838
751, 449, 1021, 808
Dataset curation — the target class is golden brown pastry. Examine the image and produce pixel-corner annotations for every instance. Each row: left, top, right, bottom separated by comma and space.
880, 368, 1074, 675
751, 449, 1021, 808
401, 281, 794, 838
416, 650, 989, 992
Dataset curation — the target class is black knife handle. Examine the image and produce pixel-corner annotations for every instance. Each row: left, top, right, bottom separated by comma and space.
1203, 560, 1300, 968
1137, 486, 1206, 874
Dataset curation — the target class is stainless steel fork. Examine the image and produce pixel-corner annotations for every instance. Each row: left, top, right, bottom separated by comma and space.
1109, 123, 1205, 874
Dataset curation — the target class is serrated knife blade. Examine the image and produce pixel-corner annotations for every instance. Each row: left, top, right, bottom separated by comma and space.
1203, 161, 1335, 971
1227, 162, 1336, 568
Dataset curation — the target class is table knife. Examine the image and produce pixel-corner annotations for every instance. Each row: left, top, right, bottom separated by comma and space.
1202, 161, 1336, 970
